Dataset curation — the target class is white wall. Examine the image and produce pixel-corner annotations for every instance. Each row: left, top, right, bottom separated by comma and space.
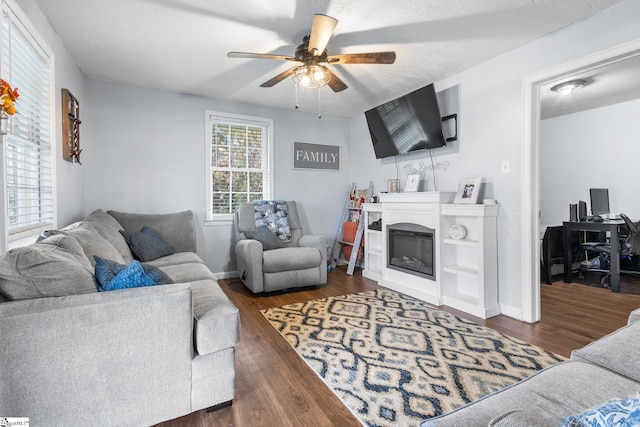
16, 0, 87, 227
83, 79, 351, 273
540, 98, 640, 226
350, 0, 640, 317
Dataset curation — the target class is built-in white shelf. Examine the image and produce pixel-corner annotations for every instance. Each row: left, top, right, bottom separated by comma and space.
440, 203, 500, 319
362, 203, 383, 282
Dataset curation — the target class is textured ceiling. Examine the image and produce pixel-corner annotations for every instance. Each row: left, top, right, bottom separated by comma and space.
35, 0, 627, 117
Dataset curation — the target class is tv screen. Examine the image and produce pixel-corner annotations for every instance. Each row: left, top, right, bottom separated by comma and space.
365, 84, 446, 159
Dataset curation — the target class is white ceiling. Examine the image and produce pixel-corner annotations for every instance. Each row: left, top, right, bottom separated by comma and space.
35, 0, 628, 117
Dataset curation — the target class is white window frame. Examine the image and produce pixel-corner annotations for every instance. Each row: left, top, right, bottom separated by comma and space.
204, 110, 274, 224
0, 0, 56, 251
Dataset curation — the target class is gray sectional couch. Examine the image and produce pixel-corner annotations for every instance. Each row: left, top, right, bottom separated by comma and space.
422, 308, 640, 426
0, 209, 239, 427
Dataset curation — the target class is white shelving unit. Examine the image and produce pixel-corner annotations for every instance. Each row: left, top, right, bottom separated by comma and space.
362, 203, 383, 282
440, 203, 500, 318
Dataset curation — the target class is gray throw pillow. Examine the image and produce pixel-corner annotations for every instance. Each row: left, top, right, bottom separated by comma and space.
0, 234, 96, 301
245, 226, 286, 250
121, 226, 175, 262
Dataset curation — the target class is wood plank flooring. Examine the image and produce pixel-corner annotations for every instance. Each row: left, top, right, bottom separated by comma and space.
155, 267, 640, 427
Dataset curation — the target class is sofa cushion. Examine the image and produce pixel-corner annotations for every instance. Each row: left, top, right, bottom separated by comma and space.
189, 280, 239, 355
420, 361, 640, 427
160, 262, 216, 283
94, 257, 174, 292
81, 209, 133, 261
144, 252, 203, 268
121, 226, 175, 262
108, 210, 196, 253
561, 393, 640, 427
571, 320, 640, 383
488, 411, 551, 427
56, 225, 125, 266
244, 226, 286, 250
262, 247, 321, 273
0, 234, 96, 300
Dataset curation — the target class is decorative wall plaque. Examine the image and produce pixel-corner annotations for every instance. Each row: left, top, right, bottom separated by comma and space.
62, 88, 81, 164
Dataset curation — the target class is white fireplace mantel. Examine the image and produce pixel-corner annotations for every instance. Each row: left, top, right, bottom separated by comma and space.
369, 192, 500, 319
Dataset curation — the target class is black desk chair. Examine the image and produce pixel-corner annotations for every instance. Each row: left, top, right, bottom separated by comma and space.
579, 213, 638, 287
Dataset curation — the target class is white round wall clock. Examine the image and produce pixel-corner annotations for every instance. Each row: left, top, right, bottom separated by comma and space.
449, 224, 467, 240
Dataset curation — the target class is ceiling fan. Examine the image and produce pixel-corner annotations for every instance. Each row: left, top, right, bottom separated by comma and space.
227, 14, 396, 93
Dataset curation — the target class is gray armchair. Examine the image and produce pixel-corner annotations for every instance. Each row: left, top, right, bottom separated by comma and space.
234, 201, 327, 293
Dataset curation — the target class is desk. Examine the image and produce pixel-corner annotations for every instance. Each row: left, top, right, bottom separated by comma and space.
563, 219, 626, 292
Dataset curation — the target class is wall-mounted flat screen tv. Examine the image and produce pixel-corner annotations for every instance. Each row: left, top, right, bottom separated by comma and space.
365, 84, 446, 159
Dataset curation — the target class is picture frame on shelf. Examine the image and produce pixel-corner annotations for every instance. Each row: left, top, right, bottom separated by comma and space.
388, 179, 399, 193
454, 176, 482, 204
404, 174, 420, 192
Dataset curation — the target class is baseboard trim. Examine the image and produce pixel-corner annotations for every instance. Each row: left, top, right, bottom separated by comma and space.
499, 304, 523, 321
213, 271, 239, 280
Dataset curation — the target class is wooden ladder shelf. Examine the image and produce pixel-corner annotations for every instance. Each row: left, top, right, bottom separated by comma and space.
332, 182, 374, 275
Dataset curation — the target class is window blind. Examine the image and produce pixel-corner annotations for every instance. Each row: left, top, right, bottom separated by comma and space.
207, 112, 273, 217
1, 4, 53, 240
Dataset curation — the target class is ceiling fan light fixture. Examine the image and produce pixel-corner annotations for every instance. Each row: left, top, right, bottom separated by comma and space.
293, 65, 330, 89
551, 79, 587, 96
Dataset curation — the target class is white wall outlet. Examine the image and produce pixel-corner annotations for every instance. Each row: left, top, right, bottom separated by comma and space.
501, 160, 510, 174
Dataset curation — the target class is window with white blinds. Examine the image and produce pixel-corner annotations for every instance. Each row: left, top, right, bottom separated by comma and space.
1, 2, 54, 243
205, 111, 273, 219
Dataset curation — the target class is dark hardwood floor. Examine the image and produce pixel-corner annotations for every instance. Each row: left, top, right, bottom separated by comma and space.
155, 267, 640, 427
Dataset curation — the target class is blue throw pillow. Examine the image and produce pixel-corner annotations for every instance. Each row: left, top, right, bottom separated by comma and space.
94, 256, 173, 291
120, 226, 174, 262
94, 256, 127, 288
562, 394, 640, 427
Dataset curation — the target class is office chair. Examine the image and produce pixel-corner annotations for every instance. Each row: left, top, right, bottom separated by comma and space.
579, 213, 638, 287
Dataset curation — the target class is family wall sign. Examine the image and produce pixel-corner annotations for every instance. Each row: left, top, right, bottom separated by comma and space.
293, 142, 340, 171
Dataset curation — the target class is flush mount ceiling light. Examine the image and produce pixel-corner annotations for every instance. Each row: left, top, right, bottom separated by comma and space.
550, 79, 587, 96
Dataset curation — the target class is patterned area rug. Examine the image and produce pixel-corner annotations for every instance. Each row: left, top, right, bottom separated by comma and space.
261, 288, 565, 427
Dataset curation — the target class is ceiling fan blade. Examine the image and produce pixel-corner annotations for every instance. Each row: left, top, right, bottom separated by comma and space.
327, 51, 396, 64
260, 67, 297, 87
227, 51, 296, 61
308, 14, 338, 56
326, 69, 348, 92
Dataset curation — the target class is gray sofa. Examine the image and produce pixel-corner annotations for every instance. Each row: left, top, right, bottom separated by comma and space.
422, 308, 640, 426
234, 200, 328, 293
0, 209, 239, 427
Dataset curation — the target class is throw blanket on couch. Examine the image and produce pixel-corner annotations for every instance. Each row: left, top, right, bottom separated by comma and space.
253, 200, 291, 242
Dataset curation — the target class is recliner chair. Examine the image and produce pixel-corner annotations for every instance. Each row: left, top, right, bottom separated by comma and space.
234, 200, 328, 293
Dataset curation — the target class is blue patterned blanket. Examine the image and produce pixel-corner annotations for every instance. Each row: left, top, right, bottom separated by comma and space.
253, 200, 291, 242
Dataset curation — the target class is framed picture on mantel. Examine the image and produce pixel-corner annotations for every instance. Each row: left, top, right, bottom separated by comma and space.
454, 176, 482, 204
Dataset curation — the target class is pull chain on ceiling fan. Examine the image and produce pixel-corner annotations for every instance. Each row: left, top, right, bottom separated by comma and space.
227, 14, 396, 93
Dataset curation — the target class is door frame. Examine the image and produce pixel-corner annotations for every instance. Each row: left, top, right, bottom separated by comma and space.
521, 39, 640, 323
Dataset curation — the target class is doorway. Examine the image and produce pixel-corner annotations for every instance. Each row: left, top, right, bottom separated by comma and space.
522, 39, 640, 323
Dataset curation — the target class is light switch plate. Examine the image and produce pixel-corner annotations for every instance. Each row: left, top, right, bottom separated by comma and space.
501, 160, 510, 174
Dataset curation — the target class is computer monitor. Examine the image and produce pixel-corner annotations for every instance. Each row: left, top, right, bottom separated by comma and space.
590, 188, 610, 216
